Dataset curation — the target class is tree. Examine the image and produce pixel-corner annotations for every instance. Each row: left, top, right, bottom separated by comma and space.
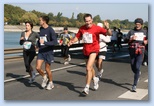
31, 10, 47, 18
71, 12, 75, 19
56, 12, 63, 22
48, 12, 54, 20
20, 12, 38, 25
77, 13, 85, 22
4, 4, 26, 24
93, 15, 101, 23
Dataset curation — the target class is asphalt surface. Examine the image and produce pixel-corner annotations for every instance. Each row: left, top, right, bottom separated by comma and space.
4, 45, 148, 100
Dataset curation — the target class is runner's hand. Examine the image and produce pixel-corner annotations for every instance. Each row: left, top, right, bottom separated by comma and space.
131, 35, 137, 40
68, 40, 73, 47
103, 20, 109, 29
40, 39, 44, 44
20, 37, 24, 40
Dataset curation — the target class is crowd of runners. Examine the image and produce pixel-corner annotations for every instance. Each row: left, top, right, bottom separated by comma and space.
19, 13, 148, 95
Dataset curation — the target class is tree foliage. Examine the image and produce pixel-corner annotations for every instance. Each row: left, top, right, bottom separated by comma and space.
4, 4, 26, 25
19, 12, 38, 25
4, 4, 148, 29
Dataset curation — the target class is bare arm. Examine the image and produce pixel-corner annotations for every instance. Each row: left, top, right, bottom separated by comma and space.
68, 37, 79, 47
103, 21, 112, 36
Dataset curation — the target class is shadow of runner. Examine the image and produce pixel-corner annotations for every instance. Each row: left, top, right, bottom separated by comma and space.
100, 78, 132, 90
53, 80, 86, 97
6, 73, 24, 79
5, 73, 43, 89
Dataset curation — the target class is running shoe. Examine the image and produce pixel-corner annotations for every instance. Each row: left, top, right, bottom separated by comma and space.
143, 62, 147, 66
64, 61, 69, 65
41, 76, 48, 88
46, 82, 54, 90
28, 78, 35, 84
93, 77, 99, 90
28, 71, 36, 84
97, 69, 104, 78
32, 71, 36, 79
68, 54, 71, 61
132, 85, 136, 92
82, 87, 89, 95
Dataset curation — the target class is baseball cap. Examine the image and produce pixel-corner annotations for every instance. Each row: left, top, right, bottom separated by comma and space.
64, 27, 68, 30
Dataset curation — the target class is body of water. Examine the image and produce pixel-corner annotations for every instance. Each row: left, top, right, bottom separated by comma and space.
4, 31, 128, 49
4, 31, 22, 49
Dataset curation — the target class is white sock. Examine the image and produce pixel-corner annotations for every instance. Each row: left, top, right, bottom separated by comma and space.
49, 81, 53, 85
93, 76, 97, 80
85, 84, 90, 88
100, 69, 104, 73
43, 75, 47, 79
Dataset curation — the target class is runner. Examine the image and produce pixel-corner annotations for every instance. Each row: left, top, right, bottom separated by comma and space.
68, 13, 112, 95
95, 23, 111, 78
142, 26, 148, 66
19, 21, 39, 84
111, 27, 118, 53
36, 16, 57, 90
127, 18, 148, 92
117, 28, 123, 50
59, 27, 71, 65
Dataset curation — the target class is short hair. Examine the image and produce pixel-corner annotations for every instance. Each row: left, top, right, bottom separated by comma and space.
134, 18, 143, 25
83, 13, 92, 21
25, 21, 33, 29
40, 16, 49, 24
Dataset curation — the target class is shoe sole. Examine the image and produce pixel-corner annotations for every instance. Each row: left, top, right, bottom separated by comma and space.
94, 85, 99, 91
131, 90, 136, 92
46, 86, 54, 90
64, 62, 69, 65
81, 91, 88, 95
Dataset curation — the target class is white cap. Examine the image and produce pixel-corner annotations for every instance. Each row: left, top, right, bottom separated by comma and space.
97, 23, 103, 28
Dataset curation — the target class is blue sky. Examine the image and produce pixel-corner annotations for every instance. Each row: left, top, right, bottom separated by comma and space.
11, 3, 148, 22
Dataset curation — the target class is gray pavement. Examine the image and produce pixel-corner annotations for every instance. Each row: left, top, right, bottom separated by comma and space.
4, 46, 148, 100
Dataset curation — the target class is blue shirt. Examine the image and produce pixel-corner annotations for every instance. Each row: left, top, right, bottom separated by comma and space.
38, 26, 57, 53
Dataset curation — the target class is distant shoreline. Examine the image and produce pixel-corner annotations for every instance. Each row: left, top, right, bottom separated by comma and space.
4, 25, 129, 33
4, 25, 79, 33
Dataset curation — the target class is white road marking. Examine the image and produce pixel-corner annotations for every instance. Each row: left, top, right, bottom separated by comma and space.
144, 79, 148, 82
4, 62, 86, 83
118, 89, 148, 100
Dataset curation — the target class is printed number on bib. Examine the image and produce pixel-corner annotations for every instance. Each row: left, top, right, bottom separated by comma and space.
23, 41, 32, 50
132, 32, 146, 41
82, 33, 93, 43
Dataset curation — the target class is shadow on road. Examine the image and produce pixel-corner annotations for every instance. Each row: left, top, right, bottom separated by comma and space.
53, 80, 87, 97
5, 73, 43, 89
100, 78, 132, 90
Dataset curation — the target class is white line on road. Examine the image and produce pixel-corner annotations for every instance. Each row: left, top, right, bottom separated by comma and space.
144, 79, 148, 82
4, 62, 86, 83
118, 88, 148, 100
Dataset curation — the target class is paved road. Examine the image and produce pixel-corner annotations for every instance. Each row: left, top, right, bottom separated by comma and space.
4, 45, 148, 100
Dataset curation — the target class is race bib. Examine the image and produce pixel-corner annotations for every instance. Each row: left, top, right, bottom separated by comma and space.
23, 41, 32, 50
133, 33, 146, 41
82, 33, 93, 43
40, 35, 47, 45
